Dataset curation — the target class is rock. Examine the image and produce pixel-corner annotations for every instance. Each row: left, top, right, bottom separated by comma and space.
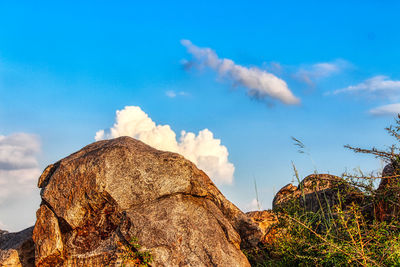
376, 163, 400, 221
242, 211, 280, 266
246, 210, 278, 245
0, 230, 8, 236
0, 250, 21, 267
378, 162, 399, 191
33, 205, 64, 266
273, 174, 362, 213
382, 163, 395, 177
34, 136, 259, 266
0, 227, 35, 267
272, 183, 298, 212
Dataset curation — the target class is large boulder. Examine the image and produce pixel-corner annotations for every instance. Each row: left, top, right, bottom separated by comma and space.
0, 227, 35, 267
33, 137, 260, 266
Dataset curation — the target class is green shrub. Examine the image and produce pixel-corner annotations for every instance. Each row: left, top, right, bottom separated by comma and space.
248, 115, 400, 266
262, 203, 400, 266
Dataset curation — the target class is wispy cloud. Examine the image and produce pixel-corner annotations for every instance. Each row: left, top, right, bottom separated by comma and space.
244, 198, 262, 212
332, 76, 400, 99
294, 59, 350, 86
0, 133, 41, 203
181, 40, 300, 105
165, 90, 188, 98
95, 106, 235, 185
369, 103, 400, 116
0, 220, 6, 229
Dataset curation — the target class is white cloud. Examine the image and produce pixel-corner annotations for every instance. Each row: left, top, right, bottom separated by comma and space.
243, 198, 261, 212
0, 133, 41, 203
166, 90, 177, 98
0, 220, 6, 229
165, 90, 188, 98
332, 76, 400, 99
181, 40, 300, 105
295, 59, 349, 86
95, 106, 235, 185
369, 103, 400, 116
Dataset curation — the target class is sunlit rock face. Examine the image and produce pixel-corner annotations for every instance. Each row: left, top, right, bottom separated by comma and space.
33, 136, 259, 266
273, 174, 363, 213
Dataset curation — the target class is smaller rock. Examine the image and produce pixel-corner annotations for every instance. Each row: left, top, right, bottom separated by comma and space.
272, 184, 299, 211
273, 174, 362, 213
242, 211, 281, 266
246, 210, 278, 245
32, 204, 64, 266
378, 162, 400, 191
0, 227, 35, 267
376, 163, 400, 221
0, 249, 22, 266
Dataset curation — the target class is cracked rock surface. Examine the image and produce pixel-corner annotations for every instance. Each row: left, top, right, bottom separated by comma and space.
33, 136, 258, 266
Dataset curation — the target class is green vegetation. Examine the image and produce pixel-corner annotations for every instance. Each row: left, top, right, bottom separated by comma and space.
253, 204, 400, 266
117, 237, 153, 267
246, 115, 400, 266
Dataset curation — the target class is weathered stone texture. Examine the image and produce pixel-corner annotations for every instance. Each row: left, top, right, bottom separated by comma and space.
0, 227, 35, 267
273, 174, 362, 213
33, 136, 259, 266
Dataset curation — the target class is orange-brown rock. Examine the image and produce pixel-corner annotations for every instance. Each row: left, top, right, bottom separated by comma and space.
33, 205, 63, 266
0, 249, 22, 267
272, 183, 299, 211
273, 174, 362, 213
246, 210, 278, 245
0, 227, 35, 267
33, 137, 261, 266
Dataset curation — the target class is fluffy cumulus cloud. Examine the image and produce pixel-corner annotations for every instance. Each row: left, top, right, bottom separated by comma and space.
181, 40, 300, 105
95, 106, 235, 184
369, 103, 400, 116
295, 59, 349, 86
332, 76, 400, 99
0, 133, 41, 203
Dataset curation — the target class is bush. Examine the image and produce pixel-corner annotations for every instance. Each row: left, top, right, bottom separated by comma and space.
248, 115, 400, 266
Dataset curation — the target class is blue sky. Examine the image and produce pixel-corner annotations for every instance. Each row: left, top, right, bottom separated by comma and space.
1, 1, 400, 231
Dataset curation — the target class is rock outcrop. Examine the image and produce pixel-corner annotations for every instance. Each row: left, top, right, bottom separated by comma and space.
0, 227, 35, 267
375, 162, 400, 221
246, 211, 278, 245
33, 136, 260, 266
271, 183, 298, 212
378, 162, 399, 191
273, 174, 362, 213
